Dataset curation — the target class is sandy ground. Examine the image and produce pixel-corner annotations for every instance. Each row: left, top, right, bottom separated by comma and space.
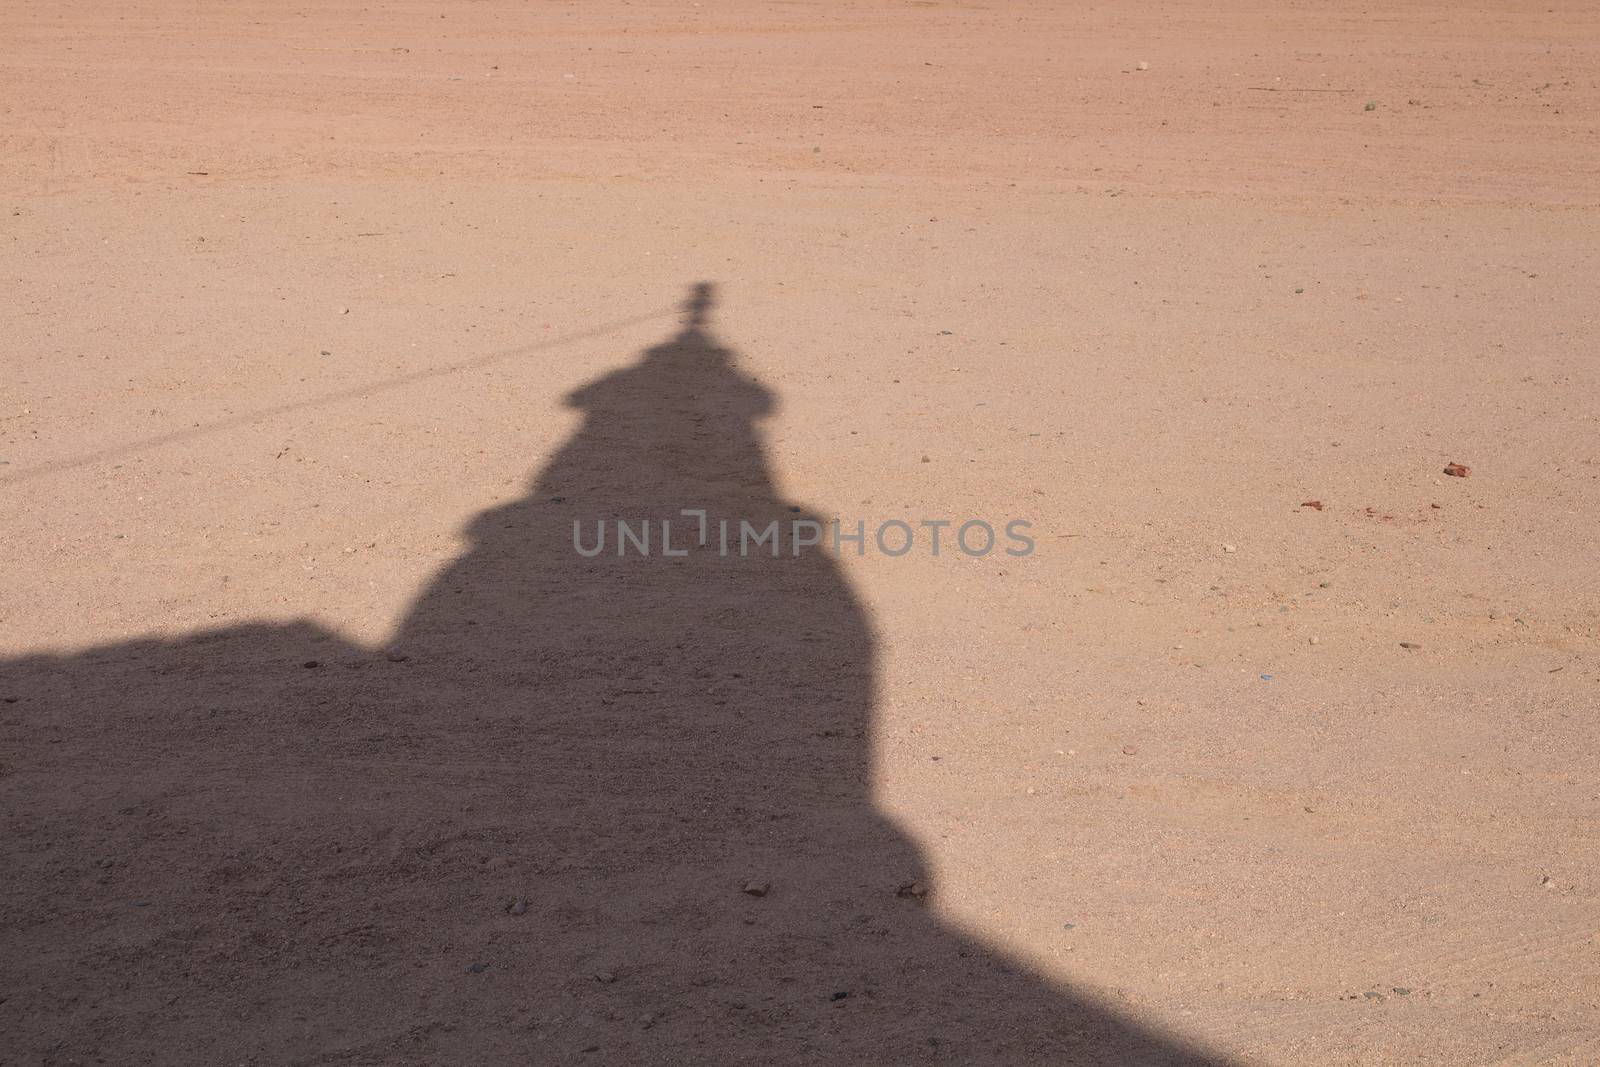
3, 1, 1599, 1064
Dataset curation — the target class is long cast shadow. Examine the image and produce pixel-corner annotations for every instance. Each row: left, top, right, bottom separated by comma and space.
1, 285, 1229, 1064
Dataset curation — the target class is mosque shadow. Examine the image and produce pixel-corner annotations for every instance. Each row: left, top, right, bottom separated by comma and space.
1, 284, 1229, 1064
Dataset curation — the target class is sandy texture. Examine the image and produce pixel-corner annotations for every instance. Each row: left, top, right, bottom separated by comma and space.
2, 2, 1598, 1064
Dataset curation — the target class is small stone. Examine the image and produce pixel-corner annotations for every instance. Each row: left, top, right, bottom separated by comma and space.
385, 651, 410, 663
1318, 581, 1331, 588
507, 897, 528, 916
1393, 987, 1411, 996
1308, 637, 1320, 645
468, 961, 489, 974
1363, 990, 1383, 1000
1443, 462, 1471, 478
302, 660, 321, 669
594, 970, 618, 983
1122, 744, 1138, 756
1136, 60, 1149, 71
920, 455, 931, 463
1221, 543, 1236, 553
897, 881, 928, 899
1399, 642, 1421, 650
830, 990, 850, 1001
1540, 874, 1556, 890
740, 880, 770, 897
340, 307, 350, 315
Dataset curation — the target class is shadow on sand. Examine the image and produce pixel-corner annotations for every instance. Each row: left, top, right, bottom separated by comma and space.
2, 285, 1229, 1064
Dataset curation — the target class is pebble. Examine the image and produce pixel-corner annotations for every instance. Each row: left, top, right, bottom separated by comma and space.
1399, 642, 1421, 650
1122, 744, 1139, 756
740, 880, 770, 897
302, 660, 321, 669
1308, 637, 1320, 645
468, 961, 489, 974
897, 881, 928, 899
1221, 543, 1236, 553
507, 897, 528, 916
1136, 61, 1149, 71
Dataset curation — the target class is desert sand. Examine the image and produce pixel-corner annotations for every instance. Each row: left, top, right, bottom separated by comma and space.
2, 1, 1598, 1063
